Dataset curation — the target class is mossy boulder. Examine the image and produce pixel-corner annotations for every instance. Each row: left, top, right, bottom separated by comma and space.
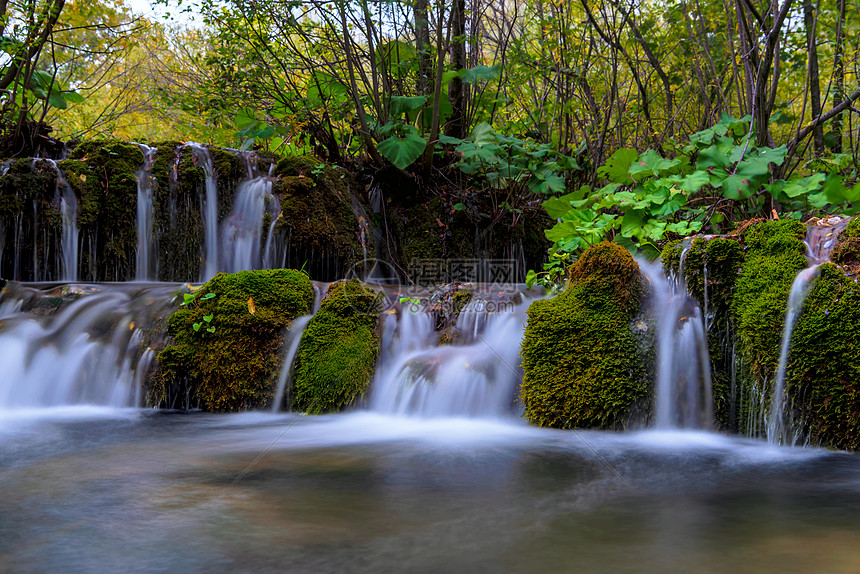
292, 279, 383, 413
519, 242, 650, 429
786, 263, 860, 450
66, 141, 145, 280
270, 156, 369, 281
733, 220, 808, 382
152, 269, 314, 411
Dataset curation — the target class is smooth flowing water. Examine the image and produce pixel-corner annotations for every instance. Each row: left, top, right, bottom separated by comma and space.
640, 260, 713, 429
221, 176, 279, 273
134, 144, 157, 281
2, 411, 860, 573
2, 281, 860, 573
187, 143, 219, 281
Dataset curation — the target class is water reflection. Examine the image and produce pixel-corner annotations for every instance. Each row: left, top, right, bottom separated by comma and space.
1, 411, 860, 573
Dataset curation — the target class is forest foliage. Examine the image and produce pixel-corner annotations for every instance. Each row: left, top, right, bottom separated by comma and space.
1, 0, 859, 260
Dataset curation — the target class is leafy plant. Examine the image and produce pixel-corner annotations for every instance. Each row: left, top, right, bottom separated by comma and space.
541, 115, 860, 264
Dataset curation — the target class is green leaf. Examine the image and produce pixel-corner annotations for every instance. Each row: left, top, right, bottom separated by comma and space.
62, 91, 84, 104
781, 173, 826, 198
597, 148, 638, 184
438, 134, 464, 146
389, 95, 428, 117
192, 323, 201, 332
545, 221, 577, 243
471, 122, 498, 145
453, 203, 466, 211
206, 327, 216, 333
628, 149, 681, 179
236, 108, 258, 131
377, 133, 427, 169
460, 64, 502, 84
202, 292, 216, 300
203, 314, 214, 323
47, 91, 67, 109
678, 170, 710, 193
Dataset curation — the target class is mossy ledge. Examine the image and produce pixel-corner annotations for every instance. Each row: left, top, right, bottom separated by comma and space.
291, 279, 383, 414
519, 241, 650, 429
152, 269, 314, 411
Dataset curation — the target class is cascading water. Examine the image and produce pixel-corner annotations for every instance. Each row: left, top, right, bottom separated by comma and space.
271, 314, 314, 412
47, 159, 79, 282
187, 143, 219, 281
639, 260, 713, 429
0, 283, 176, 410
134, 144, 157, 281
371, 291, 535, 418
221, 176, 279, 273
767, 264, 820, 445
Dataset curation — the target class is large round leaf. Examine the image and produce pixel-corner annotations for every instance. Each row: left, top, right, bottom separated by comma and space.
378, 133, 426, 170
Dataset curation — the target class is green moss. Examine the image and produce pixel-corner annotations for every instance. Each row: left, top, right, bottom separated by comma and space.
520, 242, 649, 429
271, 156, 367, 279
786, 263, 860, 450
65, 141, 145, 280
395, 197, 446, 267
840, 215, 860, 239
733, 220, 808, 381
292, 279, 383, 413
153, 269, 314, 411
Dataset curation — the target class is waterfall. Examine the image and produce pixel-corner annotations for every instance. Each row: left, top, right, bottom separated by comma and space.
0, 284, 176, 409
134, 144, 157, 281
768, 264, 821, 445
370, 291, 534, 418
221, 176, 278, 273
42, 159, 79, 282
187, 143, 219, 281
640, 260, 713, 429
272, 314, 314, 412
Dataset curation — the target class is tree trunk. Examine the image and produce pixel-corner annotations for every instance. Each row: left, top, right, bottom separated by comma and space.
803, 0, 824, 156
446, 0, 467, 138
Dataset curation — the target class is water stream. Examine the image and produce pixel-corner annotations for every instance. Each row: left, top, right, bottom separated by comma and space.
134, 144, 157, 281
640, 260, 713, 429
187, 143, 219, 281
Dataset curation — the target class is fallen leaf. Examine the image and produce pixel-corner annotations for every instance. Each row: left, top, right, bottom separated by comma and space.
248, 296, 256, 315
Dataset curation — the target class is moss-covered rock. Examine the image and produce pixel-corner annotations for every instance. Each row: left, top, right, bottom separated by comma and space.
733, 220, 808, 381
152, 269, 314, 411
786, 263, 860, 450
270, 156, 369, 281
519, 242, 650, 429
292, 279, 383, 413
66, 141, 144, 281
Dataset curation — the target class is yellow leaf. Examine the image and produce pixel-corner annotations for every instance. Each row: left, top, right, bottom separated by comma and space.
79, 174, 86, 182
248, 296, 256, 315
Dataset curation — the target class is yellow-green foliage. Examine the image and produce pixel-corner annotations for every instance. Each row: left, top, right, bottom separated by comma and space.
787, 263, 860, 450
292, 279, 383, 414
519, 242, 648, 429
732, 220, 808, 381
154, 269, 314, 411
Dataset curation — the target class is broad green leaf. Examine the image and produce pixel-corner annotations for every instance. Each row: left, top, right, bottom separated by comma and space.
628, 149, 681, 179
389, 95, 427, 117
471, 122, 498, 145
597, 148, 637, 184
377, 133, 426, 169
545, 221, 577, 243
236, 108, 258, 131
679, 170, 710, 193
47, 91, 67, 109
781, 173, 826, 198
62, 91, 85, 104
